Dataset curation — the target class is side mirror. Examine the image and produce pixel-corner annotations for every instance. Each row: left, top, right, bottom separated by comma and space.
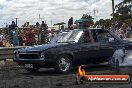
109, 37, 114, 42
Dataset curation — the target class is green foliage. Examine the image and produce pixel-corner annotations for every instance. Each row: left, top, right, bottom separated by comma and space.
114, 0, 132, 25
81, 14, 93, 20
95, 0, 131, 29
95, 19, 112, 29
81, 14, 94, 24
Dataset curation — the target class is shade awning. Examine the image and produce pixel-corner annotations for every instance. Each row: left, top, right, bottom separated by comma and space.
74, 19, 93, 24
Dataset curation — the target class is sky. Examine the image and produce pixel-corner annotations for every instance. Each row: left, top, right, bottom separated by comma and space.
0, 0, 123, 27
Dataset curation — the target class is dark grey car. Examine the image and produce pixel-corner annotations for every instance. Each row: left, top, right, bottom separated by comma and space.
14, 28, 132, 73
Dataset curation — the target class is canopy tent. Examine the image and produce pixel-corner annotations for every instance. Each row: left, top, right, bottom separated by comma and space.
54, 22, 66, 30
74, 18, 94, 29
74, 18, 94, 24
54, 22, 66, 25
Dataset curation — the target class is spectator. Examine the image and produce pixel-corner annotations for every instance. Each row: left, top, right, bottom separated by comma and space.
36, 22, 40, 28
117, 22, 128, 39
5, 38, 12, 47
68, 17, 73, 29
18, 30, 23, 46
41, 29, 48, 44
9, 21, 16, 31
126, 25, 132, 38
115, 21, 123, 31
12, 29, 19, 46
41, 21, 48, 29
33, 28, 39, 45
61, 25, 64, 32
49, 29, 55, 41
25, 29, 35, 46
27, 22, 30, 27
0, 32, 5, 47
40, 21, 48, 44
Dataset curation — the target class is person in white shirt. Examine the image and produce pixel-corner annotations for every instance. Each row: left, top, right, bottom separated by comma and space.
0, 32, 5, 47
117, 22, 127, 39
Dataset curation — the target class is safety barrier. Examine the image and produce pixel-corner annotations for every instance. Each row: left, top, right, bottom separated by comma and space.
0, 46, 29, 69
0, 46, 28, 61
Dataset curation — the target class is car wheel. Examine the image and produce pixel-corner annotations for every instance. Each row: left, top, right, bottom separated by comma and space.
26, 67, 40, 73
55, 55, 72, 74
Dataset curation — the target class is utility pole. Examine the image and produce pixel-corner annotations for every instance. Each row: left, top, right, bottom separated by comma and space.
39, 14, 40, 19
112, 0, 115, 31
93, 9, 98, 22
45, 20, 46, 24
38, 14, 41, 25
15, 18, 18, 27
51, 20, 52, 26
93, 10, 96, 19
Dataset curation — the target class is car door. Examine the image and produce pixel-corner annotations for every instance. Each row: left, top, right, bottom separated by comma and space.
96, 30, 119, 62
72, 42, 100, 65
71, 43, 87, 65
73, 30, 100, 65
85, 42, 100, 63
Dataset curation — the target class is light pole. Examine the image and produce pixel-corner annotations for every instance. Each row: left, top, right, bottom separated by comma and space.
112, 0, 115, 31
15, 18, 18, 27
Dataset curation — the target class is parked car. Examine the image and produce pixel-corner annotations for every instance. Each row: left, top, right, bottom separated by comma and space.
14, 28, 132, 73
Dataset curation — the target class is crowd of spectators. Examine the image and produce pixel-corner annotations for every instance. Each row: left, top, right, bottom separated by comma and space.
115, 21, 132, 39
0, 21, 57, 47
0, 19, 131, 47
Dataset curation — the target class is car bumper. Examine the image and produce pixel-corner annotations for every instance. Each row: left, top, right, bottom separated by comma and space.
14, 59, 45, 64
14, 58, 54, 67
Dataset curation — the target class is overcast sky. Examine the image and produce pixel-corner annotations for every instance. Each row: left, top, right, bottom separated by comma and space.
0, 0, 123, 27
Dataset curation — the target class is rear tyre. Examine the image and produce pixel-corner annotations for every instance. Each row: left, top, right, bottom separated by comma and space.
55, 55, 72, 74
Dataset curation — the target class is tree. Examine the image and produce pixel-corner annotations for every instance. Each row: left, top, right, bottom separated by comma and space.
81, 14, 94, 24
114, 0, 132, 25
75, 14, 94, 29
95, 19, 112, 29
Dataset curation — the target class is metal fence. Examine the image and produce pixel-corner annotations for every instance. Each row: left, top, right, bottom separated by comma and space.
0, 46, 27, 69
0, 46, 27, 61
